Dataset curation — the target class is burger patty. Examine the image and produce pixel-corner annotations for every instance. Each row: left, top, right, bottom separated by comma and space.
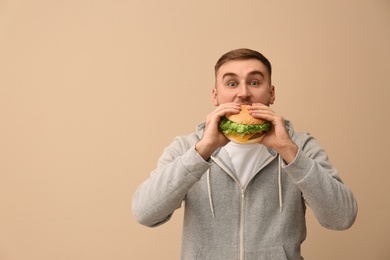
248, 132, 266, 140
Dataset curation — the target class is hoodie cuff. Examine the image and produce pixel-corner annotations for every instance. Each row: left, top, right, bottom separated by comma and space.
180, 145, 212, 180
282, 148, 315, 183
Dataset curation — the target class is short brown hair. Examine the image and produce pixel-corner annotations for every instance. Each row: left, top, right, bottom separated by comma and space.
214, 48, 272, 77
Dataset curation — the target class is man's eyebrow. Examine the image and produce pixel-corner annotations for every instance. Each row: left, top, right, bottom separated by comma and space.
248, 70, 264, 77
222, 70, 265, 79
222, 72, 237, 79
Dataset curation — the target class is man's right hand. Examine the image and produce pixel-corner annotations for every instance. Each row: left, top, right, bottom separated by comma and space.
195, 103, 241, 160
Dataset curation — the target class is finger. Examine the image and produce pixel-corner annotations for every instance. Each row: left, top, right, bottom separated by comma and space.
214, 103, 241, 117
248, 103, 274, 112
249, 109, 276, 121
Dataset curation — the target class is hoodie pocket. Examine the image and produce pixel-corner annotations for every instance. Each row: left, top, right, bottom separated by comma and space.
247, 245, 288, 260
195, 250, 205, 260
195, 248, 236, 260
195, 246, 288, 260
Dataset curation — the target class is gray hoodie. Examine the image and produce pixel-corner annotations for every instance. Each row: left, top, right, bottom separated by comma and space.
132, 121, 357, 260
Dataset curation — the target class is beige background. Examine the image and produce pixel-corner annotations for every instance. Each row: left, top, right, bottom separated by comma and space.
0, 0, 389, 259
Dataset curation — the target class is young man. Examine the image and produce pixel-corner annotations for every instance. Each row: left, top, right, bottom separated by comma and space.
132, 48, 357, 260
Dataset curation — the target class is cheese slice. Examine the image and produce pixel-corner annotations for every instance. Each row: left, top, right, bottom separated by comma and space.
226, 133, 257, 142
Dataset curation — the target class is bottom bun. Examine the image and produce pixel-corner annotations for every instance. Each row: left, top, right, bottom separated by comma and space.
225, 133, 266, 145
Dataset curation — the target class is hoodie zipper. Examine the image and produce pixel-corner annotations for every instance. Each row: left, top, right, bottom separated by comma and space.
240, 188, 245, 260
239, 156, 276, 260
211, 155, 277, 260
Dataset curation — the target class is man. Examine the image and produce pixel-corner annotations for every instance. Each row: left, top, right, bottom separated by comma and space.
132, 48, 357, 260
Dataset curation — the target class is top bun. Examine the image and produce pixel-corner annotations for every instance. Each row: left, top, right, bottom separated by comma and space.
227, 105, 266, 125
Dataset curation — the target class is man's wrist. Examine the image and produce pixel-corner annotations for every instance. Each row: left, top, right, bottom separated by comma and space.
278, 142, 298, 165
195, 140, 216, 161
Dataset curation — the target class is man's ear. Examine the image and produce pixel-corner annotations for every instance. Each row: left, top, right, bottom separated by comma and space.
212, 88, 219, 106
269, 85, 275, 105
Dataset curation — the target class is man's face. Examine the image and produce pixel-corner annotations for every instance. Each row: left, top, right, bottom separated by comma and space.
212, 59, 275, 106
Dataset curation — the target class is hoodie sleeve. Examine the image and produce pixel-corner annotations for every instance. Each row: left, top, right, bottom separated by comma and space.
283, 133, 358, 230
132, 136, 211, 227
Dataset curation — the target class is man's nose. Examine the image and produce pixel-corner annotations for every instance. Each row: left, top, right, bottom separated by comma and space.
237, 85, 250, 98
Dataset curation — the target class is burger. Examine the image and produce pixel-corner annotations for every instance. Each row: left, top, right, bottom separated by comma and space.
219, 105, 271, 144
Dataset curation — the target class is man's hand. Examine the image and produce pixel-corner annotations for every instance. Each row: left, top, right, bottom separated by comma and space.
248, 103, 298, 164
195, 103, 241, 160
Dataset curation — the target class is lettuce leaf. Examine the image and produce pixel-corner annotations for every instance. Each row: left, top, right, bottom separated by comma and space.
219, 116, 271, 135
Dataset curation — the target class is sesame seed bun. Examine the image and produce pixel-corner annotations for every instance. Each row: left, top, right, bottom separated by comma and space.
226, 105, 267, 125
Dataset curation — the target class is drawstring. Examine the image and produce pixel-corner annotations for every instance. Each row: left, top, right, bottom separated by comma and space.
207, 169, 215, 218
278, 155, 283, 213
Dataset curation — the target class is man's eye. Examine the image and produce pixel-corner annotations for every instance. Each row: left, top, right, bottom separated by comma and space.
227, 81, 237, 87
250, 80, 260, 86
